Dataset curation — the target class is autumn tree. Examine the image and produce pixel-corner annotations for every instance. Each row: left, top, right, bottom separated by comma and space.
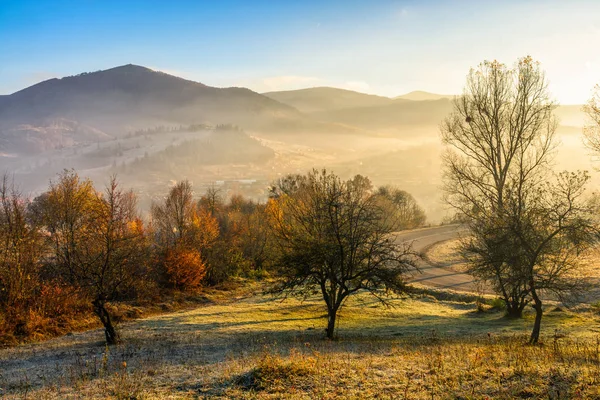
30, 171, 97, 288
84, 177, 148, 344
0, 175, 43, 321
238, 203, 274, 272
33, 171, 148, 344
269, 170, 416, 339
442, 56, 557, 318
152, 180, 218, 289
222, 194, 274, 273
163, 246, 207, 290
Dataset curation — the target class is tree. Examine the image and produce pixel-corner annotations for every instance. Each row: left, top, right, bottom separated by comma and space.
198, 185, 224, 217
502, 172, 597, 343
151, 180, 195, 249
0, 175, 43, 317
441, 56, 557, 318
238, 203, 274, 272
269, 170, 416, 339
375, 186, 426, 230
199, 190, 252, 284
84, 177, 148, 344
30, 171, 97, 288
164, 246, 207, 290
462, 215, 531, 318
33, 172, 148, 344
152, 181, 218, 289
584, 84, 600, 153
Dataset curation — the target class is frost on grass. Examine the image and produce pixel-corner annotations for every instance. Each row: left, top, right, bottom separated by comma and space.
1, 290, 600, 399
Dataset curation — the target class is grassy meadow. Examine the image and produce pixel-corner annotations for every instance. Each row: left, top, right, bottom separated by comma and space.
2, 281, 600, 399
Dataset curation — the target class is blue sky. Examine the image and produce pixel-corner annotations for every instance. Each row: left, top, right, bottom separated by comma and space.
0, 0, 599, 103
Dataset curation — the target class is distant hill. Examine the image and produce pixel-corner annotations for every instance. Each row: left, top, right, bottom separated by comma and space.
264, 88, 457, 135
309, 98, 454, 134
1, 66, 585, 156
395, 91, 455, 101
124, 127, 275, 180
0, 65, 315, 154
301, 90, 585, 136
263, 87, 394, 113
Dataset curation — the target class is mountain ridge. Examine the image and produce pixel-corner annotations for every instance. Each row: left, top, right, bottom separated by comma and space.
263, 86, 395, 113
0, 64, 310, 154
394, 90, 455, 101
0, 65, 586, 155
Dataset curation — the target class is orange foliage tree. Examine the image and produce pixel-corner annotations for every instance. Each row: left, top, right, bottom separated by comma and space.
151, 181, 219, 290
164, 246, 206, 290
32, 171, 148, 345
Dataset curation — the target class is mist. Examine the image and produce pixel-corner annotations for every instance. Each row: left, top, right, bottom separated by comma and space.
0, 64, 593, 224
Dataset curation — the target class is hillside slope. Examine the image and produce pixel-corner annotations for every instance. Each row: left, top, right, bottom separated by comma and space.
309, 98, 454, 133
395, 90, 454, 101
263, 86, 394, 113
0, 65, 313, 154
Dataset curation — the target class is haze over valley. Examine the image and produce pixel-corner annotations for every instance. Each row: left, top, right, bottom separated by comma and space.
0, 64, 591, 220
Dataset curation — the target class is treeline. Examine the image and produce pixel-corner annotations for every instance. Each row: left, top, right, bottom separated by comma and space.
127, 130, 274, 175
126, 123, 242, 138
0, 170, 426, 345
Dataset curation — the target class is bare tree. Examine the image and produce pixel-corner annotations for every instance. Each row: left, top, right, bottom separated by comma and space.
151, 180, 195, 248
584, 84, 600, 154
269, 170, 416, 339
198, 185, 224, 217
462, 215, 531, 317
441, 56, 557, 318
502, 171, 597, 343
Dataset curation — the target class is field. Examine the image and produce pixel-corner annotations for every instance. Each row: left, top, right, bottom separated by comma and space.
2, 282, 600, 399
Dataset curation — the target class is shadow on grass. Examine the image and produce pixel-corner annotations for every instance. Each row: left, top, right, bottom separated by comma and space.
1, 292, 593, 396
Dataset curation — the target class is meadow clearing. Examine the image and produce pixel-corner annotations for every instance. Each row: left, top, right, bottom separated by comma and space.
2, 279, 600, 399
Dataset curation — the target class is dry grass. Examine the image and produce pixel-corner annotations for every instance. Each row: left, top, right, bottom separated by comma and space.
573, 248, 600, 280
2, 285, 600, 399
0, 280, 254, 347
425, 238, 469, 273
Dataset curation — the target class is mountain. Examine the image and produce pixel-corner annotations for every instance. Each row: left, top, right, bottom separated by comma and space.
0, 65, 308, 154
263, 87, 394, 113
395, 91, 454, 101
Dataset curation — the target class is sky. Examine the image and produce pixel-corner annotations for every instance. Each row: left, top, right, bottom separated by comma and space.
0, 0, 599, 104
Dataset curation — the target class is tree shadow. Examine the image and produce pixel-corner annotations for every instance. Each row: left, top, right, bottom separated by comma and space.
1, 293, 592, 396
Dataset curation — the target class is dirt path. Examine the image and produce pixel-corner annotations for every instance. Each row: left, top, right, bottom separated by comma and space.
396, 225, 484, 292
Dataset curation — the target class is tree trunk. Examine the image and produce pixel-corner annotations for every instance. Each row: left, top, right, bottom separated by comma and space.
326, 308, 337, 339
92, 298, 120, 345
529, 288, 543, 344
505, 303, 521, 318
505, 298, 526, 318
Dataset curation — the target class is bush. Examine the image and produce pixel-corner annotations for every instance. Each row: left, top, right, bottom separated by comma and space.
164, 246, 207, 291
490, 297, 507, 311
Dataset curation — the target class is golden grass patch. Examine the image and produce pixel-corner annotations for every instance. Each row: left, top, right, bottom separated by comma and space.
2, 288, 600, 399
